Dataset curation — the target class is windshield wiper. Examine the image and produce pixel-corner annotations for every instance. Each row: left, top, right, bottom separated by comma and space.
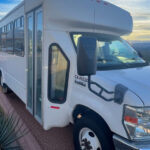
123, 62, 149, 68
122, 57, 137, 61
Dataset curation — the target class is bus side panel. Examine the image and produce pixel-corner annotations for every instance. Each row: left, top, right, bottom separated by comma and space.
0, 4, 26, 103
6, 55, 26, 103
0, 52, 8, 85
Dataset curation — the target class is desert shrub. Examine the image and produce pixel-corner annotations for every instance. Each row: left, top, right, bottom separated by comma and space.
0, 105, 28, 150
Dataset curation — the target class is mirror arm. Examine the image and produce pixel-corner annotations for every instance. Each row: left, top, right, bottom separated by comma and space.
88, 75, 114, 102
88, 75, 91, 89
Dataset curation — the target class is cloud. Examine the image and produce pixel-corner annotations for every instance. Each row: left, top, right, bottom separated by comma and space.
107, 0, 149, 10
106, 0, 150, 41
123, 29, 150, 41
0, 12, 7, 17
11, 0, 23, 3
133, 13, 150, 21
134, 24, 150, 31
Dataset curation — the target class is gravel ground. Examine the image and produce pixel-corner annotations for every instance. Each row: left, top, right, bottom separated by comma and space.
0, 90, 74, 150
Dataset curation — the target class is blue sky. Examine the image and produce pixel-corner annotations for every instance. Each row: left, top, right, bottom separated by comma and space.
0, 0, 21, 4
0, 0, 23, 18
0, 0, 149, 41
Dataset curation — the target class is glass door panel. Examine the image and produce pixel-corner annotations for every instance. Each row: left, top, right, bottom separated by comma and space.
27, 13, 34, 113
35, 9, 43, 120
27, 8, 43, 122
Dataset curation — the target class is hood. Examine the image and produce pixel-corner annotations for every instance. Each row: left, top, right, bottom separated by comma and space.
97, 66, 150, 106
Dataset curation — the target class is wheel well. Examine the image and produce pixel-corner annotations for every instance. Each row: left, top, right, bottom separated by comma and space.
73, 105, 112, 134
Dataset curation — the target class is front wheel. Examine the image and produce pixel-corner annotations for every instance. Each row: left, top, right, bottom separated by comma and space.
73, 117, 115, 150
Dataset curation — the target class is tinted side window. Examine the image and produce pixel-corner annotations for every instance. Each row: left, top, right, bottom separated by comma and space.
1, 27, 6, 51
48, 44, 70, 104
14, 17, 24, 56
6, 22, 13, 54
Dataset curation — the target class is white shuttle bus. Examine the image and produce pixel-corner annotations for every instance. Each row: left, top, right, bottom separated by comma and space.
0, 0, 150, 150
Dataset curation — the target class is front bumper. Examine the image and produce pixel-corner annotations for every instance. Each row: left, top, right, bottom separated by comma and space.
113, 135, 150, 150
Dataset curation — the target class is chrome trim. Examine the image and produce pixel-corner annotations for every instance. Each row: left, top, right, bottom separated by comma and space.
113, 135, 150, 150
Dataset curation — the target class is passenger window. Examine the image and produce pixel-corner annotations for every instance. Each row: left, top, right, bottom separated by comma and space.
6, 22, 13, 54
1, 27, 7, 52
14, 16, 24, 56
48, 44, 70, 104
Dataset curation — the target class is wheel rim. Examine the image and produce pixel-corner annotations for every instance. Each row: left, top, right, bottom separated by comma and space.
79, 128, 102, 150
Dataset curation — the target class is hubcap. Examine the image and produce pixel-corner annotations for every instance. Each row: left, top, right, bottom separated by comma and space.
79, 128, 102, 150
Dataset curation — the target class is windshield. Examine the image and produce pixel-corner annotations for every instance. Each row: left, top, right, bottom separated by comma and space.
72, 33, 148, 70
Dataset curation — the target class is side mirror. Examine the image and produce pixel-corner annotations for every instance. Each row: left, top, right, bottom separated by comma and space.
77, 36, 97, 76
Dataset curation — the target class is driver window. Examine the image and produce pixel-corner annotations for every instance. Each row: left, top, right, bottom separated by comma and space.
48, 44, 70, 104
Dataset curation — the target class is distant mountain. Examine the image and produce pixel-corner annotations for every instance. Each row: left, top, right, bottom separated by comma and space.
131, 41, 150, 50
130, 41, 150, 62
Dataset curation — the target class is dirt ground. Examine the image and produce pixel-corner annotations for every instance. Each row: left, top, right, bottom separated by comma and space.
0, 89, 74, 150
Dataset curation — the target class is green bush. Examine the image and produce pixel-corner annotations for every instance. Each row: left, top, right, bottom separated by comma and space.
0, 105, 28, 150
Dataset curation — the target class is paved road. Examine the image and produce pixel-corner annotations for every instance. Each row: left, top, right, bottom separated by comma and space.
0, 90, 74, 150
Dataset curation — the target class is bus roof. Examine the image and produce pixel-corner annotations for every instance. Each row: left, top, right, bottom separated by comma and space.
1, 0, 133, 36
42, 0, 133, 36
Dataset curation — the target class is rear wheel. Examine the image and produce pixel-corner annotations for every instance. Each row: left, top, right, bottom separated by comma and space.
0, 75, 11, 94
2, 84, 10, 94
0, 72, 2, 86
73, 117, 115, 150
0, 77, 1, 86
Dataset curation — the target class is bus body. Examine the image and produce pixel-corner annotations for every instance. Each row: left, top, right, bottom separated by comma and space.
0, 2, 25, 102
0, 0, 150, 150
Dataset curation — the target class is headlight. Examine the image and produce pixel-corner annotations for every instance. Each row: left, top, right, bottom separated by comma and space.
123, 105, 150, 141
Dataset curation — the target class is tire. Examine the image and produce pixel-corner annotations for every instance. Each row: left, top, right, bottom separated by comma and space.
0, 75, 1, 86
2, 84, 11, 94
73, 117, 115, 150
0, 75, 11, 94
